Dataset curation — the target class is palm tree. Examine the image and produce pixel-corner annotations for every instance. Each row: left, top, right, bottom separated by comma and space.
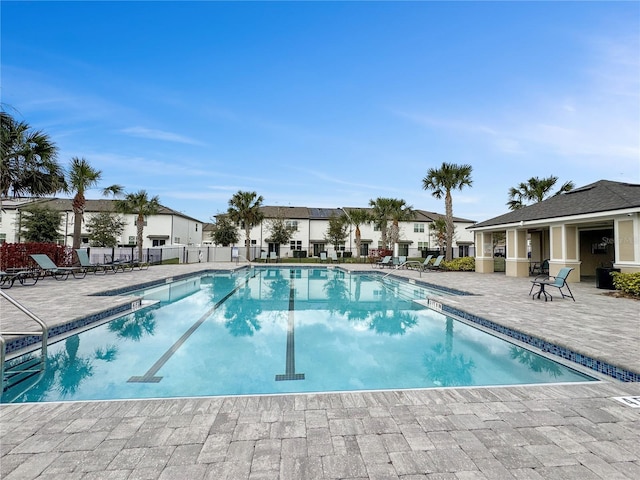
422, 162, 473, 261
343, 208, 371, 259
507, 176, 574, 210
0, 111, 64, 200
66, 157, 114, 250
387, 199, 415, 247
115, 190, 161, 261
227, 191, 264, 260
368, 197, 395, 250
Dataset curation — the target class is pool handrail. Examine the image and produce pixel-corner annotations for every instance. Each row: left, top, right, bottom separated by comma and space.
0, 290, 49, 392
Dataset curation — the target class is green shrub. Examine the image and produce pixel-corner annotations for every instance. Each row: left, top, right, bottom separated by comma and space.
441, 256, 475, 271
610, 272, 640, 297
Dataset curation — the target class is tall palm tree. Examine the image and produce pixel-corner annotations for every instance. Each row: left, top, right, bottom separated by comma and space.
227, 191, 264, 260
115, 190, 161, 261
368, 197, 395, 250
67, 157, 100, 250
0, 111, 64, 201
343, 208, 371, 259
507, 176, 574, 210
422, 162, 473, 261
387, 199, 415, 247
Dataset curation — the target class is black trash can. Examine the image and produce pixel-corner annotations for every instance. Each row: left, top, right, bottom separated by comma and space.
595, 267, 620, 290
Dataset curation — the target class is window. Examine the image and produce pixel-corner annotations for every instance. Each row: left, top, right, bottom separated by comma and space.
418, 242, 429, 251
0, 233, 5, 244
134, 218, 148, 226
290, 240, 302, 250
152, 239, 166, 247
414, 223, 425, 233
285, 220, 298, 231
251, 239, 257, 245
128, 236, 136, 245
195, 224, 198, 231
373, 224, 381, 232
174, 237, 181, 244
336, 242, 345, 251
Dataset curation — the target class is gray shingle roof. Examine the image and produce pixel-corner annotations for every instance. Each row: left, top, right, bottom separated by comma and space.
472, 180, 640, 229
3, 198, 203, 222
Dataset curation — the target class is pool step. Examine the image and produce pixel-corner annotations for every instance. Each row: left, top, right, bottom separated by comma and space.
2, 354, 45, 395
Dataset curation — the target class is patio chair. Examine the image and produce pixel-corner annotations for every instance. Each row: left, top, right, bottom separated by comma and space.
0, 269, 39, 289
374, 255, 392, 268
405, 255, 433, 271
329, 251, 339, 263
30, 254, 87, 280
259, 251, 268, 262
75, 249, 117, 274
529, 267, 575, 301
319, 252, 328, 263
269, 251, 279, 263
530, 259, 549, 276
425, 255, 445, 271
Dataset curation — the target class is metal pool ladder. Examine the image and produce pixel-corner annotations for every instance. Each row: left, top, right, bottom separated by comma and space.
0, 290, 49, 394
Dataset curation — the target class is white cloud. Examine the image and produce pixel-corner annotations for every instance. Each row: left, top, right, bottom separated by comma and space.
120, 127, 207, 146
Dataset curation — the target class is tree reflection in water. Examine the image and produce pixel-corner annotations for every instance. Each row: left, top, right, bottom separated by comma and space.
510, 346, 563, 377
13, 333, 118, 402
108, 308, 157, 341
423, 317, 475, 386
223, 287, 263, 336
367, 282, 417, 336
324, 271, 349, 315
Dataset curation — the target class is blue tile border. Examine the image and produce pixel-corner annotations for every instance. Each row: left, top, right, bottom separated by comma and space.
437, 302, 640, 383
4, 302, 134, 355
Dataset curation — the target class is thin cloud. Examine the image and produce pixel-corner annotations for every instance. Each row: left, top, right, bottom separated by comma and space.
120, 126, 207, 146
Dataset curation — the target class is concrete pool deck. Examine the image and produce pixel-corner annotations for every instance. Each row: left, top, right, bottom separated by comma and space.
1, 261, 639, 479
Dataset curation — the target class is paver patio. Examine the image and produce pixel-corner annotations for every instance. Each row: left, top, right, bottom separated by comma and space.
1, 261, 638, 479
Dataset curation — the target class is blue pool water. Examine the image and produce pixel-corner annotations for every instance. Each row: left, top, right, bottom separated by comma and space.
2, 268, 595, 403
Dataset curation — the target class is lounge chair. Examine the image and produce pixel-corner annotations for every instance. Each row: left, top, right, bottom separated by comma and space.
0, 269, 39, 289
329, 251, 339, 263
374, 255, 392, 268
425, 255, 445, 271
319, 252, 328, 263
259, 251, 268, 262
75, 249, 117, 274
104, 254, 134, 272
529, 267, 575, 301
405, 255, 433, 271
392, 256, 407, 268
30, 254, 87, 280
269, 252, 278, 263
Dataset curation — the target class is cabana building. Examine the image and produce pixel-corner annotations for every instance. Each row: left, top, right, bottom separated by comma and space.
469, 180, 640, 282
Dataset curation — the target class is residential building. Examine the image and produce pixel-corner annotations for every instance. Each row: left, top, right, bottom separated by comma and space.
0, 197, 204, 248
207, 206, 475, 259
469, 180, 640, 280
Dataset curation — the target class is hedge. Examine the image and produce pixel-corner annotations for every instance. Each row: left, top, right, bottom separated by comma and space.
441, 256, 475, 271
0, 243, 73, 270
610, 272, 640, 297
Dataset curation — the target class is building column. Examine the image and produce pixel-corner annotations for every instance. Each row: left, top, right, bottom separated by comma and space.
474, 232, 494, 273
505, 228, 529, 277
550, 224, 581, 281
615, 214, 640, 273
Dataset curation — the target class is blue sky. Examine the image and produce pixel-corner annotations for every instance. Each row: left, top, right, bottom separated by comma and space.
2, 1, 639, 223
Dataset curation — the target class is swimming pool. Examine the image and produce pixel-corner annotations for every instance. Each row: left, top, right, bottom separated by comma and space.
2, 267, 595, 403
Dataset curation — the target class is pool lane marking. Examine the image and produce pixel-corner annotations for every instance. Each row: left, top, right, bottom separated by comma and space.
128, 271, 256, 383
275, 272, 305, 381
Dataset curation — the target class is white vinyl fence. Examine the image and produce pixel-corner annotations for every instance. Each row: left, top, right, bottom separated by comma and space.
86, 245, 256, 265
